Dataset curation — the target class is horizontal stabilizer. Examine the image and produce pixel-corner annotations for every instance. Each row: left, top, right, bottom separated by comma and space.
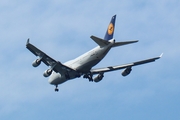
90, 35, 110, 47
112, 40, 138, 47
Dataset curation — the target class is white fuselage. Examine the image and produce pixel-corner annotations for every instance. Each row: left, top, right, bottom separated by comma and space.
48, 39, 115, 85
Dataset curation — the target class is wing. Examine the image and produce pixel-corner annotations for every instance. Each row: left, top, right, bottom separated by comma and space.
91, 53, 163, 74
26, 39, 79, 76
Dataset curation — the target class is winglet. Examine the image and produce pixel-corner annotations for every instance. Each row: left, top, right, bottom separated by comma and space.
159, 53, 163, 58
26, 38, 30, 45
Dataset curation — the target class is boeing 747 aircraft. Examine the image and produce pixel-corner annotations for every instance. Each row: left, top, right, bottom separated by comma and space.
26, 15, 162, 92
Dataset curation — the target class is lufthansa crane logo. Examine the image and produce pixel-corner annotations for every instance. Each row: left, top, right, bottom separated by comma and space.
108, 23, 114, 35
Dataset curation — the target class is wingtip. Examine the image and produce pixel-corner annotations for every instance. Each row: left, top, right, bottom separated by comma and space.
135, 40, 139, 42
131, 40, 139, 43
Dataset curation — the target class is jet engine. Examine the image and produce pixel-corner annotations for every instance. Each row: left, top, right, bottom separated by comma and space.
43, 69, 52, 77
93, 73, 104, 82
32, 59, 41, 67
122, 67, 132, 76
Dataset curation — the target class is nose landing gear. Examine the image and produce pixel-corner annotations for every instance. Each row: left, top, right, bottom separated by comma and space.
55, 85, 59, 92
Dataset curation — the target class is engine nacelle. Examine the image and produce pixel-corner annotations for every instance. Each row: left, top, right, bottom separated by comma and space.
93, 73, 104, 82
32, 59, 41, 67
122, 67, 132, 76
43, 69, 52, 77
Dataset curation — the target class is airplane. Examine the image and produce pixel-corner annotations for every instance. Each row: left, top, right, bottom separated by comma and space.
26, 15, 162, 92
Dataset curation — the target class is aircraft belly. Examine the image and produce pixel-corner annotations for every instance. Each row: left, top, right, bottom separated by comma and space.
76, 58, 101, 73
75, 47, 111, 73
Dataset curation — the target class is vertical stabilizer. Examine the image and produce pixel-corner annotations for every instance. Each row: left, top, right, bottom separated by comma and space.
104, 15, 116, 41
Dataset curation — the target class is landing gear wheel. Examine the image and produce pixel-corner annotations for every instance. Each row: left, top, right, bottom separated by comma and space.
83, 73, 93, 82
89, 79, 93, 82
55, 88, 59, 92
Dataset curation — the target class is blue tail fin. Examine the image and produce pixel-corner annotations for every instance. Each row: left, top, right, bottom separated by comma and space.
104, 15, 116, 41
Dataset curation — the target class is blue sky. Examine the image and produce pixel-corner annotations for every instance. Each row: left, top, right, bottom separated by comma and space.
0, 0, 180, 120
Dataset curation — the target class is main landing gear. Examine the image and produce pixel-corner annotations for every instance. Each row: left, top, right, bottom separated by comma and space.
83, 73, 93, 82
55, 85, 59, 92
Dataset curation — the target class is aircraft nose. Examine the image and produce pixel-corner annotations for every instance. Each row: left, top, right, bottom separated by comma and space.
48, 72, 67, 85
48, 72, 60, 85
48, 77, 54, 85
